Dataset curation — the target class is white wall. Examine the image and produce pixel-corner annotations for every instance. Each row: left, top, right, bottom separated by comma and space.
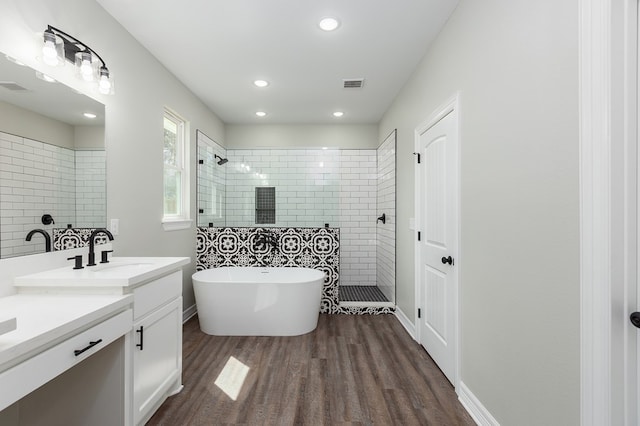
0, 101, 75, 149
380, 0, 579, 424
74, 126, 105, 150
0, 0, 225, 310
226, 123, 377, 149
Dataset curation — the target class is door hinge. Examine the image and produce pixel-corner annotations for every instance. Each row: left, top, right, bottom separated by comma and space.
413, 152, 421, 163
418, 308, 421, 319
417, 231, 421, 241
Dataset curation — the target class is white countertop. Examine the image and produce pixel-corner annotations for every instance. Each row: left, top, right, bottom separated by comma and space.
0, 293, 133, 371
13, 257, 190, 289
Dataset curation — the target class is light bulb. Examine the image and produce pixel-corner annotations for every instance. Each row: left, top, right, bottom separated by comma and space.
42, 41, 58, 65
76, 52, 94, 81
42, 30, 60, 66
98, 67, 112, 94
81, 62, 93, 81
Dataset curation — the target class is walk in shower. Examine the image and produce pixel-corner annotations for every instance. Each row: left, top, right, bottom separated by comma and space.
196, 129, 396, 307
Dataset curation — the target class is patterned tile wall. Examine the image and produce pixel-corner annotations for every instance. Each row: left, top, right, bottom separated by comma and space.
52, 227, 111, 251
197, 227, 341, 314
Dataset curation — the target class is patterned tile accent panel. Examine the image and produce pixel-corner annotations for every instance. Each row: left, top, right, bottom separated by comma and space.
337, 305, 396, 315
52, 228, 111, 251
197, 227, 340, 314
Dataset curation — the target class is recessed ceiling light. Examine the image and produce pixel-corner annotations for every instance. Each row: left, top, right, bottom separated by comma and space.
332, 111, 344, 118
83, 112, 97, 119
319, 17, 340, 32
255, 111, 267, 117
5, 55, 26, 66
35, 71, 56, 83
254, 80, 269, 88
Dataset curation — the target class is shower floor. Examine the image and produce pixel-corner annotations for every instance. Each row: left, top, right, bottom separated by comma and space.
339, 285, 389, 302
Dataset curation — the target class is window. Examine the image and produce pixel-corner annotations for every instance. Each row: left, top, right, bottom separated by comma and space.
163, 109, 190, 230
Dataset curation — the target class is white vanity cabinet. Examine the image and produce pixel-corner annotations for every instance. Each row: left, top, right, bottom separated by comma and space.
12, 256, 190, 426
131, 270, 183, 426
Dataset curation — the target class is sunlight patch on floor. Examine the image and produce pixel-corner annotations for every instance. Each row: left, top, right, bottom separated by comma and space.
214, 356, 250, 401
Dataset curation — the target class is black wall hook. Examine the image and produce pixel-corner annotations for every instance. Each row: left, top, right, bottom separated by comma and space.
377, 213, 386, 224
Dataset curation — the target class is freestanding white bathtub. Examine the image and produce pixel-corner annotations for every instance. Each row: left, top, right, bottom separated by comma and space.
192, 267, 325, 336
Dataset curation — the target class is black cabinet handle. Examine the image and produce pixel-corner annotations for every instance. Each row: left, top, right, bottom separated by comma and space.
136, 326, 144, 350
630, 312, 640, 328
441, 256, 454, 265
74, 339, 103, 356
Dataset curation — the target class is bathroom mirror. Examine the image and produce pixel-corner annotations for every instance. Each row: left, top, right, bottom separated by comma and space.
0, 52, 106, 258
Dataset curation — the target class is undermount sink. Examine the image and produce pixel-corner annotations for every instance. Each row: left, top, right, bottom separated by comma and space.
0, 317, 17, 337
13, 257, 190, 288
90, 262, 155, 273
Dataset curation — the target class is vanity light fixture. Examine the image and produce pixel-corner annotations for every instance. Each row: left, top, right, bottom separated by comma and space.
319, 17, 340, 32
40, 25, 114, 95
253, 80, 269, 88
255, 111, 267, 117
332, 111, 344, 117
83, 112, 97, 119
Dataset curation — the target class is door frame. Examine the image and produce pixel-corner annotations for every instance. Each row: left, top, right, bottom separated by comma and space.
579, 0, 638, 424
414, 93, 461, 389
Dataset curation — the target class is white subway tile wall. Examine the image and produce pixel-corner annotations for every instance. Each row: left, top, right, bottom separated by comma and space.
0, 131, 106, 258
376, 133, 396, 303
75, 150, 106, 228
225, 149, 340, 227
197, 133, 226, 227
338, 150, 377, 287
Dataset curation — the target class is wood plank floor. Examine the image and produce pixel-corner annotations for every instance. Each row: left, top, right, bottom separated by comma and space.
148, 314, 475, 426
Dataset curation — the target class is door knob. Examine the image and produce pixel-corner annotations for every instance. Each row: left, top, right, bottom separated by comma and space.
630, 312, 640, 328
441, 256, 454, 265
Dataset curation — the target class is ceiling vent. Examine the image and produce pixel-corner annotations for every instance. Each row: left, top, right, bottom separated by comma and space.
0, 81, 28, 91
343, 78, 364, 89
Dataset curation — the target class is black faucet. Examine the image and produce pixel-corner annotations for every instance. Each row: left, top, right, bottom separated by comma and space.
255, 232, 278, 250
25, 229, 52, 252
87, 228, 114, 266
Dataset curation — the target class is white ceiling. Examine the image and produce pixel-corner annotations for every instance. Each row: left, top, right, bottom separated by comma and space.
97, 0, 459, 124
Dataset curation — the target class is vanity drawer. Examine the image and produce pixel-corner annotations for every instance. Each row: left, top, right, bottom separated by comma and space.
133, 271, 181, 320
0, 308, 132, 411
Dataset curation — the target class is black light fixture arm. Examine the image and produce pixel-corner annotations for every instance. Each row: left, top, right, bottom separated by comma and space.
45, 25, 108, 70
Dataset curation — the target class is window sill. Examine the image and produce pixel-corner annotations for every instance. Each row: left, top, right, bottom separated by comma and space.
162, 218, 193, 232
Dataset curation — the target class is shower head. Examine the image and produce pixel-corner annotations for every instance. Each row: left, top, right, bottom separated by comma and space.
214, 154, 228, 165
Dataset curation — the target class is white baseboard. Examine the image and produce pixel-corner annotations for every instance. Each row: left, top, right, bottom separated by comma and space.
394, 306, 416, 340
183, 304, 197, 324
457, 381, 499, 426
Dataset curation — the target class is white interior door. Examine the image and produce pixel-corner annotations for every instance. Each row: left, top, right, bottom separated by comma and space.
415, 100, 458, 385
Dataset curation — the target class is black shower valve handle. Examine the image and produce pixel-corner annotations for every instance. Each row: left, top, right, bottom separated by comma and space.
41, 214, 55, 225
